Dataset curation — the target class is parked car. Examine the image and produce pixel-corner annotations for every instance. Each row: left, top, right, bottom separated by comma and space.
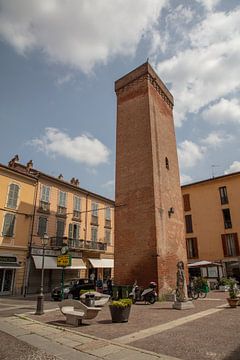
51, 278, 94, 301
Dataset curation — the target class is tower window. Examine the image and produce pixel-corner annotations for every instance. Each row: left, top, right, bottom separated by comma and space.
165, 157, 169, 170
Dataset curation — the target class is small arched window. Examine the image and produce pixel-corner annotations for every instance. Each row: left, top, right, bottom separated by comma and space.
165, 157, 169, 170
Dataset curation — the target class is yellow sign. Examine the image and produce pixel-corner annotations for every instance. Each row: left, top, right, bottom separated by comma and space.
57, 255, 72, 267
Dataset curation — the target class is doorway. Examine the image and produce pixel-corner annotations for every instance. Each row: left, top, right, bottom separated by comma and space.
0, 269, 14, 295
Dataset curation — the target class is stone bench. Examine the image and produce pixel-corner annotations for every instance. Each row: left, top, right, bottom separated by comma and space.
59, 299, 101, 326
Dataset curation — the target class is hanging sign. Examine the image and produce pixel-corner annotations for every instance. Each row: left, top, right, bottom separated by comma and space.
57, 254, 72, 267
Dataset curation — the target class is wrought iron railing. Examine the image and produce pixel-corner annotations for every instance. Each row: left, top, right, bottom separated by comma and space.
50, 237, 107, 251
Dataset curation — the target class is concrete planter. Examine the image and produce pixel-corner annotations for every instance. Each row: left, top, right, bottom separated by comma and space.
109, 305, 131, 323
227, 298, 239, 308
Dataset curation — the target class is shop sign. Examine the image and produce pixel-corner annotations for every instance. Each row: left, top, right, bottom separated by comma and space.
57, 255, 72, 267
31, 248, 59, 256
0, 256, 17, 263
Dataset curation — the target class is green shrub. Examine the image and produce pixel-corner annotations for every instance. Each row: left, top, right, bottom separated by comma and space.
193, 277, 208, 288
218, 277, 231, 286
228, 279, 238, 299
79, 289, 95, 295
111, 298, 132, 308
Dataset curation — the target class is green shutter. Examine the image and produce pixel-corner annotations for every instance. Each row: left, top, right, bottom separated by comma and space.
68, 223, 73, 239
7, 184, 19, 209
3, 213, 15, 237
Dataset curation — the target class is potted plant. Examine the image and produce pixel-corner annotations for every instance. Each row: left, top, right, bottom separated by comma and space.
227, 279, 239, 308
218, 277, 231, 292
109, 298, 132, 323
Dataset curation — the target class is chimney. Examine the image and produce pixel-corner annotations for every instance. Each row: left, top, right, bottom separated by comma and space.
58, 174, 63, 180
26, 160, 33, 171
70, 177, 76, 185
75, 179, 79, 187
8, 154, 19, 167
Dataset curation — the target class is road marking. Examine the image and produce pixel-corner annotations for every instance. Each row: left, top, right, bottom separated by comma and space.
113, 307, 224, 344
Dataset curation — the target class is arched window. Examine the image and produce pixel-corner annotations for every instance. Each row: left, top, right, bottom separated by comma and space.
165, 157, 169, 170
7, 183, 20, 209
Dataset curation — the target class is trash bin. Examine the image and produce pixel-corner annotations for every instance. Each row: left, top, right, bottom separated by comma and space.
85, 293, 95, 307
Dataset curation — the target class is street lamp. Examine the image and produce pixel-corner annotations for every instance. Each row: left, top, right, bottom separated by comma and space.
35, 232, 49, 315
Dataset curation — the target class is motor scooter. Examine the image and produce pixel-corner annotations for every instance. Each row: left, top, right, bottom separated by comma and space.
129, 281, 157, 304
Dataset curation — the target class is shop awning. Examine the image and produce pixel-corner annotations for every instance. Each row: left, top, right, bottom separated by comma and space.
32, 256, 86, 270
89, 258, 114, 268
188, 260, 221, 268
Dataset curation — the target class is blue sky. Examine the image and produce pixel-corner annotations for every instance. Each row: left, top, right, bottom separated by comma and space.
0, 0, 240, 200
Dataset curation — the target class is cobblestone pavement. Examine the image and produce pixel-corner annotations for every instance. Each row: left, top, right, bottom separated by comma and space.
0, 291, 239, 360
0, 330, 57, 360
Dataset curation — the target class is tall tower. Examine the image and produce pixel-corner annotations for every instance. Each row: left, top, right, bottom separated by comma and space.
114, 62, 187, 293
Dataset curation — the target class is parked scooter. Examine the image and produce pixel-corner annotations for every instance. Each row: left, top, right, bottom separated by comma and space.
129, 281, 157, 304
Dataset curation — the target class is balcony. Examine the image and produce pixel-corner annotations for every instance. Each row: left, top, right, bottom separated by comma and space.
72, 210, 81, 221
91, 215, 98, 226
104, 219, 111, 228
50, 237, 107, 251
38, 201, 50, 214
56, 206, 67, 218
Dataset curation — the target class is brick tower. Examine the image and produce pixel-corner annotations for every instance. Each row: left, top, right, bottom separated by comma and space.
114, 62, 187, 293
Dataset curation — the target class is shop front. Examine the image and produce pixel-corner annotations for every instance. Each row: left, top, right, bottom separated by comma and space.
0, 255, 22, 295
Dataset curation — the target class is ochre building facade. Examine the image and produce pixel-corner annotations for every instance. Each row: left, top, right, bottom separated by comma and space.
0, 157, 114, 296
182, 172, 240, 281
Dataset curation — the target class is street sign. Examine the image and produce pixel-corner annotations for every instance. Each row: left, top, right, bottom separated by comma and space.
57, 255, 72, 267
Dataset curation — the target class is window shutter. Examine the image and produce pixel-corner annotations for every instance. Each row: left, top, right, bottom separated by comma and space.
193, 238, 199, 258
183, 194, 191, 211
68, 223, 73, 238
3, 213, 15, 237
76, 224, 80, 239
7, 184, 19, 209
234, 233, 240, 256
221, 234, 227, 256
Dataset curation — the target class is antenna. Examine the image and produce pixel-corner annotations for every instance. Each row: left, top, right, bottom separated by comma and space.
211, 164, 220, 178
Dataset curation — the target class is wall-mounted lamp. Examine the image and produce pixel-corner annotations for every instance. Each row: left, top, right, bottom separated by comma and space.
168, 207, 175, 218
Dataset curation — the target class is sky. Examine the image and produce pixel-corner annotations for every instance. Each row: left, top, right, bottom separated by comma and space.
0, 0, 240, 200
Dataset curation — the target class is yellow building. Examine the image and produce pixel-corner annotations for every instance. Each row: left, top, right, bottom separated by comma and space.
0, 157, 114, 296
182, 172, 240, 282
0, 157, 37, 295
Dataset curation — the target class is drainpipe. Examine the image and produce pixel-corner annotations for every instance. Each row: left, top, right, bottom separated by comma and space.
23, 178, 39, 296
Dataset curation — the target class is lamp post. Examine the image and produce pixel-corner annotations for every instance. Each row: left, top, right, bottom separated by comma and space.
35, 233, 49, 315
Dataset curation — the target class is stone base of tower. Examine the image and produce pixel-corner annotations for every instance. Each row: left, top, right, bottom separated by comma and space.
172, 300, 194, 310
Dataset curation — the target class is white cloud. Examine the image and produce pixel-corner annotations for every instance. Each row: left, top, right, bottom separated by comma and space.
56, 73, 73, 86
0, 0, 167, 73
156, 7, 240, 126
202, 98, 240, 124
180, 173, 193, 185
196, 0, 221, 11
178, 140, 206, 169
29, 127, 110, 166
224, 161, 240, 175
200, 131, 234, 148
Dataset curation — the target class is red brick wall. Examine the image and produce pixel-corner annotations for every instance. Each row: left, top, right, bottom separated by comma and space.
114, 63, 187, 293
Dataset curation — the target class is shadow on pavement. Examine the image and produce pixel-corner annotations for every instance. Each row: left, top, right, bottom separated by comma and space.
224, 345, 240, 360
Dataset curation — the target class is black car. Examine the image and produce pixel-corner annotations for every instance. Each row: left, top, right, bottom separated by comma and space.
51, 278, 94, 301
70, 278, 95, 299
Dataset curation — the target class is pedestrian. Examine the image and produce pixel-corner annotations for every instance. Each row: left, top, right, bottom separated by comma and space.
96, 277, 103, 293
107, 276, 113, 296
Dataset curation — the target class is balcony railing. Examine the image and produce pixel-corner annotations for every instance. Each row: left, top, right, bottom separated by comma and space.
50, 237, 107, 251
72, 210, 81, 221
38, 201, 50, 214
104, 219, 111, 228
56, 206, 67, 217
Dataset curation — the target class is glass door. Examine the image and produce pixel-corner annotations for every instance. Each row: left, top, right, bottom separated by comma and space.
0, 269, 14, 294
